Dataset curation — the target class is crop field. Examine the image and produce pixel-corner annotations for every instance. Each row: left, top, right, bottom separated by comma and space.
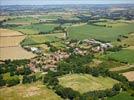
0, 47, 36, 60
0, 29, 24, 36
122, 71, 134, 81
14, 24, 58, 35
0, 29, 36, 60
68, 23, 134, 42
104, 49, 134, 64
107, 92, 134, 100
4, 17, 39, 25
0, 29, 25, 47
0, 82, 61, 100
58, 74, 118, 93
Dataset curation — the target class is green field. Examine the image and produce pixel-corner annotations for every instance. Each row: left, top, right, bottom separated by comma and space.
104, 49, 134, 64
58, 74, 118, 94
14, 23, 58, 35
0, 82, 61, 100
68, 23, 134, 42
107, 92, 134, 100
5, 17, 39, 24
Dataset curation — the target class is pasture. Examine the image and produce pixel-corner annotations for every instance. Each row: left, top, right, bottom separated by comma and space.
58, 74, 118, 94
68, 22, 134, 42
0, 82, 61, 100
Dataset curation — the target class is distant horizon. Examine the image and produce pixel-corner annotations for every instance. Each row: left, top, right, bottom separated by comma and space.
1, 0, 134, 5
1, 4, 134, 6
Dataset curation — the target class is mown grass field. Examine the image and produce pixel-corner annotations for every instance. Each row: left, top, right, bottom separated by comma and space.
104, 49, 134, 64
58, 74, 118, 94
107, 92, 134, 100
0, 82, 61, 100
14, 24, 59, 35
68, 22, 134, 42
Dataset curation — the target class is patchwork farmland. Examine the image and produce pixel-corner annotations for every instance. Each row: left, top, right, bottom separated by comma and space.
0, 4, 134, 100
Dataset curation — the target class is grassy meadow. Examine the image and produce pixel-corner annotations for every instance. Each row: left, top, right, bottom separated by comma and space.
58, 74, 118, 94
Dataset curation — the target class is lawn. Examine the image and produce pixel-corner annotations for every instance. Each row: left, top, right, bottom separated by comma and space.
0, 82, 61, 100
104, 49, 134, 64
58, 74, 118, 94
107, 92, 134, 100
68, 23, 134, 42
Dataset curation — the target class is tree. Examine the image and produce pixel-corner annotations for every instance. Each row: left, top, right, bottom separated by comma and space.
0, 74, 6, 86
64, 88, 80, 99
24, 67, 32, 75
22, 75, 36, 84
112, 83, 121, 91
6, 76, 20, 87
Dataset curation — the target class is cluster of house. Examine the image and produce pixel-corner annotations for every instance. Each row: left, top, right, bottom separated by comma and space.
27, 39, 113, 72
67, 39, 113, 53
74, 48, 87, 55
23, 46, 42, 54
28, 50, 70, 72
83, 39, 113, 52
43, 50, 70, 70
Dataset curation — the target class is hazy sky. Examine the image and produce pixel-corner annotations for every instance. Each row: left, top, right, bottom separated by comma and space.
1, 0, 134, 5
